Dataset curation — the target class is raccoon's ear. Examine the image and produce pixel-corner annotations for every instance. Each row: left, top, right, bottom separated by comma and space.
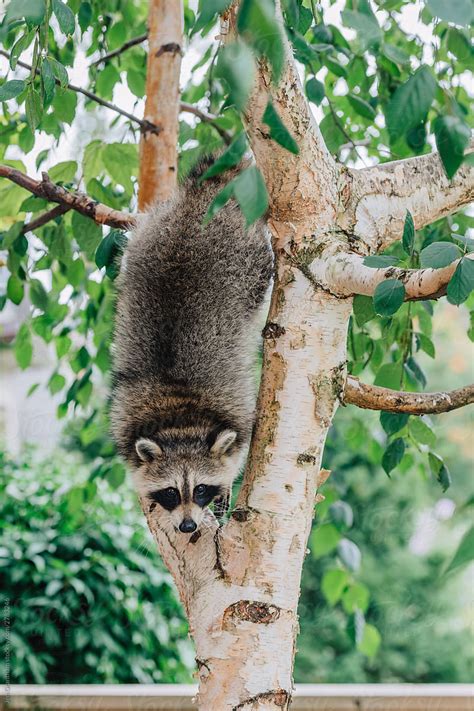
210, 430, 237, 457
136, 438, 162, 463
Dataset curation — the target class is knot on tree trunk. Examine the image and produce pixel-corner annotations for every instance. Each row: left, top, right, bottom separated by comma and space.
223, 600, 282, 627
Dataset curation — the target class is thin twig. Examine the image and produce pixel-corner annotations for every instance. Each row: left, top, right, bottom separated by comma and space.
0, 49, 232, 143
90, 32, 148, 67
0, 49, 160, 135
22, 204, 70, 233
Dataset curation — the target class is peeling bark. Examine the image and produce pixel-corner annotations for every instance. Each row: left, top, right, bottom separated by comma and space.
308, 250, 474, 301
339, 142, 474, 253
138, 0, 183, 208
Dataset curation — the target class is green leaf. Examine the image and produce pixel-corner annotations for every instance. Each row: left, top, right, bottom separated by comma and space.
341, 9, 382, 49
321, 569, 348, 606
310, 523, 341, 558
83, 140, 104, 184
216, 42, 255, 112
445, 526, 474, 574
203, 180, 235, 224
429, 452, 452, 492
106, 462, 126, 489
434, 115, 471, 180
380, 411, 409, 436
306, 77, 325, 105
447, 257, 474, 304
237, 0, 285, 82
14, 323, 33, 369
196, 0, 232, 28
373, 279, 405, 316
353, 294, 376, 326
385, 66, 436, 141
410, 417, 436, 447
452, 234, 474, 252
363, 255, 400, 267
52, 0, 75, 35
382, 437, 405, 475
402, 211, 415, 256
41, 58, 56, 107
358, 623, 381, 658
25, 85, 42, 130
338, 538, 361, 572
319, 113, 347, 153
416, 332, 436, 358
48, 160, 77, 183
347, 93, 376, 120
52, 89, 77, 124
126, 69, 145, 98
420, 241, 461, 269
342, 583, 370, 614
0, 79, 26, 101
95, 230, 127, 273
102, 143, 138, 194
201, 133, 248, 180
262, 100, 299, 155
49, 58, 69, 88
426, 0, 474, 26
9, 30, 35, 69
7, 275, 24, 305
381, 43, 410, 66
71, 212, 102, 258
375, 362, 403, 389
6, 0, 46, 24
48, 372, 66, 395
232, 166, 269, 226
29, 279, 49, 310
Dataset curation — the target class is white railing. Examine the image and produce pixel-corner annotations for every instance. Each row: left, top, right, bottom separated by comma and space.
2, 684, 473, 710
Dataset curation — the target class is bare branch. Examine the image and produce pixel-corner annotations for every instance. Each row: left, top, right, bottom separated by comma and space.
0, 164, 135, 229
339, 142, 474, 253
308, 250, 474, 301
22, 204, 70, 233
344, 376, 474, 414
138, 0, 183, 207
0, 49, 160, 135
90, 32, 148, 67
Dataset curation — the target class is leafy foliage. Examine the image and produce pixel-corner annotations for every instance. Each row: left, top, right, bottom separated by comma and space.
0, 448, 193, 684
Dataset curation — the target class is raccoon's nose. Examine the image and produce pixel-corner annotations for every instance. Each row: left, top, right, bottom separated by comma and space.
179, 518, 197, 533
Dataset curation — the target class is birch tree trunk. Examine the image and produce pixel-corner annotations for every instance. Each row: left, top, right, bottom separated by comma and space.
133, 3, 474, 709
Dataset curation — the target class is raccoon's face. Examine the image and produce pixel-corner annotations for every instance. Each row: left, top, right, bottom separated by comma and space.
133, 430, 240, 533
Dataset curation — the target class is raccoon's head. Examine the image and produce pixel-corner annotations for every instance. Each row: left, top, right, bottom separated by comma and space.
133, 430, 241, 533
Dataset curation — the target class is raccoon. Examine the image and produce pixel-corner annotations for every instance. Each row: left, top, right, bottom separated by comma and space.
110, 158, 273, 534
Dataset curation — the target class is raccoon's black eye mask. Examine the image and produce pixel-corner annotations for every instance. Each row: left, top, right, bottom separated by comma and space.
148, 484, 223, 511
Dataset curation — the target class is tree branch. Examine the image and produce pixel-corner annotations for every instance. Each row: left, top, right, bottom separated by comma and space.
0, 49, 161, 135
339, 142, 474, 253
90, 32, 148, 67
308, 250, 474, 301
0, 165, 135, 229
138, 0, 183, 207
344, 376, 474, 414
22, 204, 70, 233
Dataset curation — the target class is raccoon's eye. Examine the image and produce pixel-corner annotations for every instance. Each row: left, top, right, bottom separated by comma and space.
194, 484, 207, 496
193, 484, 221, 507
163, 487, 179, 501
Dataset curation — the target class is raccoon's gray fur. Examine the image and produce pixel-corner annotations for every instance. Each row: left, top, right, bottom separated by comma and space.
110, 159, 273, 533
